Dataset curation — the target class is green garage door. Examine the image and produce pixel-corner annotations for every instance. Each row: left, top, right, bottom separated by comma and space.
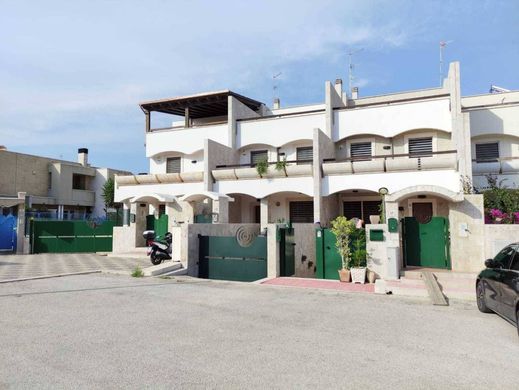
31, 220, 114, 253
198, 235, 267, 282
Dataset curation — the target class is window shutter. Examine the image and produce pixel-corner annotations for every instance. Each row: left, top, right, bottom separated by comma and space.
166, 157, 181, 173
296, 147, 313, 164
289, 201, 314, 223
409, 137, 433, 157
343, 201, 362, 220
250, 150, 268, 165
475, 143, 499, 162
350, 142, 372, 160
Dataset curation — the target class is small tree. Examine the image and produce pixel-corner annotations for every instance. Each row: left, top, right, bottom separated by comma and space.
330, 216, 355, 269
255, 158, 268, 177
101, 178, 115, 211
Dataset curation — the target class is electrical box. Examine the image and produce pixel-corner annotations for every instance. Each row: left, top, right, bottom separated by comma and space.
369, 229, 384, 242
388, 218, 398, 233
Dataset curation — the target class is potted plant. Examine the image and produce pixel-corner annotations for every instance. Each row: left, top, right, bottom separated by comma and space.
255, 158, 268, 177
350, 229, 367, 284
330, 216, 355, 282
275, 157, 288, 176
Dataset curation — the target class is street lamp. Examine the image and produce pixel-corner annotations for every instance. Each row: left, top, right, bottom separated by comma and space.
378, 187, 389, 223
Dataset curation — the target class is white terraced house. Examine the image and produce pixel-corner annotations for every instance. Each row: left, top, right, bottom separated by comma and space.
114, 61, 519, 290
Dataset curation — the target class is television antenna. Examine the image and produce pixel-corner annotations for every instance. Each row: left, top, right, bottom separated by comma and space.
439, 40, 453, 86
348, 48, 363, 96
273, 72, 282, 101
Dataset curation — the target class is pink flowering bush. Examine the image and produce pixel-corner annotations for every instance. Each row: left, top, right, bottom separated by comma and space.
486, 208, 519, 224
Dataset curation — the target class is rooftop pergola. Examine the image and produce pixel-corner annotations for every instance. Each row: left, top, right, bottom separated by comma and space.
140, 90, 263, 131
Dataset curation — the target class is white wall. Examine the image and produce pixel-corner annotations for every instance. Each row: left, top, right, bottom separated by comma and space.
237, 112, 324, 148
333, 98, 451, 140
469, 105, 519, 138
323, 170, 461, 196
238, 140, 313, 164
146, 123, 228, 157
215, 176, 314, 199
150, 151, 204, 174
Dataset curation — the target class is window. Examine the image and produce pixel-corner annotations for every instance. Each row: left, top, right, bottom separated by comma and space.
409, 137, 433, 157
475, 142, 499, 162
289, 201, 314, 223
510, 249, 519, 271
250, 150, 268, 165
343, 200, 381, 220
72, 174, 87, 190
350, 142, 372, 160
493, 246, 515, 269
166, 157, 181, 173
343, 201, 362, 219
296, 147, 313, 165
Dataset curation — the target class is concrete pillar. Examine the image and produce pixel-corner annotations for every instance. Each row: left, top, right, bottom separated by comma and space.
260, 197, 269, 230
131, 202, 147, 247
267, 223, 280, 278
122, 201, 130, 226
16, 193, 26, 254
313, 128, 336, 225
212, 197, 229, 224
58, 205, 64, 220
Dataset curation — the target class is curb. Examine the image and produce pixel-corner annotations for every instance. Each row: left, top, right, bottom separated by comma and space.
0, 270, 102, 284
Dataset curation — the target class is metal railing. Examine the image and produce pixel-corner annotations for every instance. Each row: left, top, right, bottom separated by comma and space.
323, 149, 457, 163
215, 159, 312, 169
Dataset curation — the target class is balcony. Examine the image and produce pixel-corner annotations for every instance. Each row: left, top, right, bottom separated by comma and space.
472, 157, 519, 176
146, 123, 228, 157
116, 172, 204, 186
322, 150, 458, 176
212, 160, 313, 181
71, 189, 95, 205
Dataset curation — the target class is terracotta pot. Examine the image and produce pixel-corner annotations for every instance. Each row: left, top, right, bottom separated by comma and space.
338, 268, 351, 283
366, 269, 376, 283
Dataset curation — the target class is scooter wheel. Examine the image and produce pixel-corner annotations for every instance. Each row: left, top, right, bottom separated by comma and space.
150, 252, 162, 265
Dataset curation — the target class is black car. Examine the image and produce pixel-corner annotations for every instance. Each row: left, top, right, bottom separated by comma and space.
476, 244, 519, 335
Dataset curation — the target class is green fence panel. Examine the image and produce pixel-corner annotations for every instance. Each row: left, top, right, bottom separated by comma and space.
403, 217, 450, 269
199, 235, 267, 282
146, 214, 169, 237
279, 227, 295, 277
32, 220, 114, 253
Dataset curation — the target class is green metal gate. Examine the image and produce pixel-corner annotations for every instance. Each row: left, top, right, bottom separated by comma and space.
402, 217, 450, 269
146, 214, 168, 237
279, 227, 295, 277
315, 228, 342, 280
31, 220, 114, 253
315, 228, 366, 280
198, 235, 267, 282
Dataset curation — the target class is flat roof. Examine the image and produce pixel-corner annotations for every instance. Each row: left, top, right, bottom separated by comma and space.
140, 90, 263, 118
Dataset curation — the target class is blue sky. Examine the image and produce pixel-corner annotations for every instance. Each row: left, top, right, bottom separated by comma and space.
1, 0, 518, 173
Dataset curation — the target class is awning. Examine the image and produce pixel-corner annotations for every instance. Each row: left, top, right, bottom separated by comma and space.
130, 194, 178, 203
0, 196, 25, 208
140, 90, 263, 118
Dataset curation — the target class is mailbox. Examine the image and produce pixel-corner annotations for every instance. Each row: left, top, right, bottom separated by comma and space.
369, 229, 384, 241
388, 218, 398, 233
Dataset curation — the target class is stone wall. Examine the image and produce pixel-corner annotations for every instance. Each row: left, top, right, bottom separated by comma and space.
112, 225, 136, 253
449, 194, 485, 272
366, 223, 388, 279
293, 223, 316, 278
483, 225, 519, 259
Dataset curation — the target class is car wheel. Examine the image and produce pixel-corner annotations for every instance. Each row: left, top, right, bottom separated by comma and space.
476, 282, 492, 313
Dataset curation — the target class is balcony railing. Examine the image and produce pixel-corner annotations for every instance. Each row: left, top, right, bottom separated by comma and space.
472, 156, 519, 175
213, 159, 313, 180
323, 150, 458, 175
71, 189, 95, 205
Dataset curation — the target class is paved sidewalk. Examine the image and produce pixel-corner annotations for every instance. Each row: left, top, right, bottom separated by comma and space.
262, 276, 375, 293
0, 253, 149, 282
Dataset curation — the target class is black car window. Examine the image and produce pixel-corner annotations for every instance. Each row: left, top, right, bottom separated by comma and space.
510, 249, 519, 271
493, 246, 515, 269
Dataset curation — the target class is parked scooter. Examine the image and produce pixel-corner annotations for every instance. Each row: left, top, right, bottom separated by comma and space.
143, 230, 172, 265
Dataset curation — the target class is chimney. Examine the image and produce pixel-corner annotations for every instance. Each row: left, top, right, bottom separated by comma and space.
351, 87, 359, 100
78, 148, 88, 166
273, 98, 280, 110
334, 79, 343, 96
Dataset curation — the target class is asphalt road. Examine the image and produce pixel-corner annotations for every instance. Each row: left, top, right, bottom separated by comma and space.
0, 274, 517, 389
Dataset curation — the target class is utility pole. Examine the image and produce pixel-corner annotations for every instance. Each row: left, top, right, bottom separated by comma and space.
348, 48, 363, 96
